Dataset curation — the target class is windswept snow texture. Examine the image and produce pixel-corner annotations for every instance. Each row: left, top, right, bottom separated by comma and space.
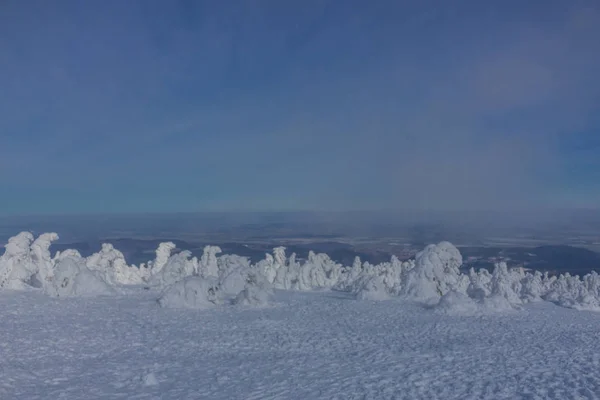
4, 233, 600, 398
2, 290, 600, 399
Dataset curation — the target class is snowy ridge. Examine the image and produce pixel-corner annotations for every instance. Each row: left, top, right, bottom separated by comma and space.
1, 231, 600, 312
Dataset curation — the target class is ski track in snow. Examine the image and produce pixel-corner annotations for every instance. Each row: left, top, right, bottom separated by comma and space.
2, 289, 600, 400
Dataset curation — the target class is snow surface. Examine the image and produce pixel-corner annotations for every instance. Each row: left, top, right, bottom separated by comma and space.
4, 231, 600, 397
2, 289, 600, 399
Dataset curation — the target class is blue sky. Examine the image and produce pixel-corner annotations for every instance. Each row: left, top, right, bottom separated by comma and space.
1, 0, 599, 215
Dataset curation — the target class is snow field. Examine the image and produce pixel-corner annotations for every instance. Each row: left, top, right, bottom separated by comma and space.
1, 289, 600, 399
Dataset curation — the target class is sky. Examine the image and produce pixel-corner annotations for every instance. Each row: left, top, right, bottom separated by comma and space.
0, 0, 599, 215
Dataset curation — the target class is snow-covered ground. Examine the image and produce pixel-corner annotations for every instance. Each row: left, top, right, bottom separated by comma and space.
3, 231, 600, 398
2, 288, 600, 400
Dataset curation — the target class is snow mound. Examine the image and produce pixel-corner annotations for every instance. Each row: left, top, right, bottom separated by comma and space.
158, 263, 272, 309
434, 291, 480, 316
45, 256, 115, 298
480, 295, 519, 313
232, 270, 273, 306
435, 290, 520, 316
157, 276, 221, 309
233, 282, 272, 307
355, 275, 391, 301
219, 266, 252, 298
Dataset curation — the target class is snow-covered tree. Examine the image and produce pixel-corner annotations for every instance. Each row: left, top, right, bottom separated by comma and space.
44, 255, 114, 298
199, 246, 221, 277
147, 250, 198, 289
0, 232, 36, 289
400, 241, 466, 303
86, 243, 145, 285
149, 242, 176, 275
30, 232, 59, 285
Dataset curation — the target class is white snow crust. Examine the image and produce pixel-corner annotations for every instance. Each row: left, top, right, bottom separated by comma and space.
2, 289, 600, 399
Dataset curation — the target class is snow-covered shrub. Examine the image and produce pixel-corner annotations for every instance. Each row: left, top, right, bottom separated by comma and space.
335, 256, 364, 292
30, 232, 59, 285
273, 252, 300, 290
232, 272, 273, 306
219, 265, 253, 298
0, 232, 37, 290
345, 256, 413, 300
254, 247, 344, 291
520, 270, 544, 303
4, 229, 600, 313
488, 262, 523, 307
86, 243, 146, 285
157, 276, 221, 309
147, 250, 198, 289
149, 242, 176, 275
466, 268, 492, 300
542, 273, 600, 311
257, 247, 286, 285
53, 249, 82, 263
154, 243, 272, 308
294, 251, 344, 291
45, 256, 114, 298
400, 241, 467, 303
199, 246, 221, 278
217, 254, 251, 276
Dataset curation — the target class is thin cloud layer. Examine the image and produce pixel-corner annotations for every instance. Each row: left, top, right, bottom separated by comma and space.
0, 1, 598, 214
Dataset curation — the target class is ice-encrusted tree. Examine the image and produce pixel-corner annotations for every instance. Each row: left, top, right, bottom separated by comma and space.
466, 268, 492, 300
44, 255, 114, 298
400, 241, 467, 303
0, 232, 36, 289
199, 246, 221, 277
149, 242, 176, 275
30, 232, 59, 284
86, 243, 145, 285
148, 250, 198, 289
520, 270, 544, 303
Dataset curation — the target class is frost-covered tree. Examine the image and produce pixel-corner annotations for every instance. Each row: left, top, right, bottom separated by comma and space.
158, 276, 221, 309
400, 241, 466, 303
466, 268, 492, 300
199, 246, 221, 277
148, 250, 198, 289
0, 232, 36, 289
30, 232, 59, 284
150, 242, 176, 275
520, 270, 544, 303
490, 262, 522, 303
86, 243, 145, 285
274, 251, 300, 290
44, 255, 114, 298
